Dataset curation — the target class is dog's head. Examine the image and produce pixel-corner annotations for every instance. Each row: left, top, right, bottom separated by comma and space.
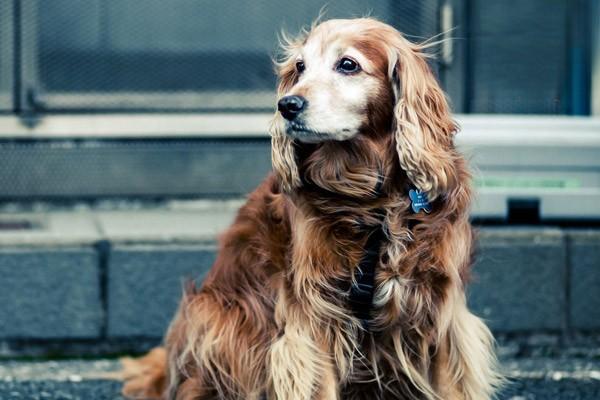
271, 18, 458, 200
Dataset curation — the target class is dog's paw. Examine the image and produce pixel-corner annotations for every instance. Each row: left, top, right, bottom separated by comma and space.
120, 347, 167, 400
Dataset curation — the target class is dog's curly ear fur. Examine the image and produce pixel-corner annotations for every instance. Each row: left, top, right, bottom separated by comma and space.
270, 119, 300, 194
389, 37, 458, 200
270, 35, 304, 193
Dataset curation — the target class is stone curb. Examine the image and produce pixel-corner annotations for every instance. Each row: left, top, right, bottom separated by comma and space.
0, 206, 597, 339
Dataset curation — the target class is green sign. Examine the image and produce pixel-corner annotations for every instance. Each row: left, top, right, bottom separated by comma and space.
474, 177, 581, 189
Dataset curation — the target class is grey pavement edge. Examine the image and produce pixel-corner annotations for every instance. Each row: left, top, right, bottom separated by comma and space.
1, 358, 600, 399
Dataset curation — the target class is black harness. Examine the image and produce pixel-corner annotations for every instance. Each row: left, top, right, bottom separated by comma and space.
348, 220, 386, 330
300, 171, 431, 331
347, 187, 431, 331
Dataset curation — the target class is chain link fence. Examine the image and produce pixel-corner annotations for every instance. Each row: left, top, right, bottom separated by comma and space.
0, 0, 592, 200
28, 0, 439, 112
3, 0, 583, 114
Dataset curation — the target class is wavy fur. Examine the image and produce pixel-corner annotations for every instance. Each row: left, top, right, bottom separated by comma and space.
122, 18, 502, 400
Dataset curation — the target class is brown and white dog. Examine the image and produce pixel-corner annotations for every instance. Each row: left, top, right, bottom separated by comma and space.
122, 18, 502, 400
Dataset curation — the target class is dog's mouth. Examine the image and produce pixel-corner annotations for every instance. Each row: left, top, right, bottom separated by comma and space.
286, 121, 358, 143
285, 121, 330, 143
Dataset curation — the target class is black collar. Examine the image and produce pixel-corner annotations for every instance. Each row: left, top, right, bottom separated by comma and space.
348, 216, 386, 330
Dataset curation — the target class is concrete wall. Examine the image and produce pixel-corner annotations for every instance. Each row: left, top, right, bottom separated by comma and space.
0, 208, 598, 342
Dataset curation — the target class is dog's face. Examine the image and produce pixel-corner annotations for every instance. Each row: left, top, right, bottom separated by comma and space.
277, 20, 392, 143
271, 18, 458, 200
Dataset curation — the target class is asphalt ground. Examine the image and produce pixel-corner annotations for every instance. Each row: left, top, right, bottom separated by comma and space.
1, 378, 600, 400
1, 358, 600, 399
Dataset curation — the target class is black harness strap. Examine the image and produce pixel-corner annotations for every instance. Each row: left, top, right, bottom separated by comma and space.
349, 220, 386, 330
346, 184, 431, 330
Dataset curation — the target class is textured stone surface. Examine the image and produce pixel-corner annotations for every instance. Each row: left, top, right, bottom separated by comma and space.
0, 212, 99, 246
107, 245, 216, 337
0, 248, 102, 339
468, 228, 567, 332
2, 358, 600, 399
569, 230, 600, 330
0, 204, 599, 344
96, 208, 236, 244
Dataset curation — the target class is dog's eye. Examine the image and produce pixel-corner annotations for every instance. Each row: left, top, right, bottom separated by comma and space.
295, 61, 305, 74
337, 57, 360, 74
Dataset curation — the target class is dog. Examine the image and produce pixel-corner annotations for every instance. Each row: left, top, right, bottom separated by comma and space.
122, 18, 502, 400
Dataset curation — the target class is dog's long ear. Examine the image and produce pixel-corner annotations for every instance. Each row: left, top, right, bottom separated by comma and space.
389, 38, 458, 200
270, 38, 303, 193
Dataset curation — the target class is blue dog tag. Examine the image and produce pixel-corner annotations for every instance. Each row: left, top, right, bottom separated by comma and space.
409, 189, 432, 214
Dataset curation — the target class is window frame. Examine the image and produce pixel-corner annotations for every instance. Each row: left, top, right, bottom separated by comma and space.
17, 0, 283, 113
592, 0, 600, 115
2, 0, 597, 120
18, 0, 445, 114
0, 113, 273, 138
0, 0, 14, 112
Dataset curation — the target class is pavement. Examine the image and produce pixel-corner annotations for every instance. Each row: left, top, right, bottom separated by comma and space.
1, 357, 600, 399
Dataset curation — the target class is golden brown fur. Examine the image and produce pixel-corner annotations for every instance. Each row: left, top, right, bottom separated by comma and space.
122, 18, 502, 399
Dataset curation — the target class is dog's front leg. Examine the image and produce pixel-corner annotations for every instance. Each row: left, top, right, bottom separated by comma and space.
432, 290, 503, 400
270, 320, 338, 400
269, 281, 339, 400
314, 359, 339, 400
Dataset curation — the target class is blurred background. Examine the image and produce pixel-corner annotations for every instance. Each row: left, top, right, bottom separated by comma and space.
0, 1, 599, 398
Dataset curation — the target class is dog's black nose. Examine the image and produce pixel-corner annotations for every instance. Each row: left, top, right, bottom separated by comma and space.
277, 95, 306, 121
